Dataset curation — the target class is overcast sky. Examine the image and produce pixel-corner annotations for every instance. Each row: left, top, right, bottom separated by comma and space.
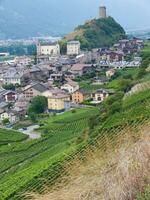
101, 0, 150, 30
68, 0, 150, 31
1, 0, 150, 34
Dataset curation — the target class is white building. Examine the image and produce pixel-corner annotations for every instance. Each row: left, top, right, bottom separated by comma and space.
14, 56, 33, 66
37, 43, 60, 56
67, 41, 80, 56
61, 79, 79, 94
2, 69, 25, 85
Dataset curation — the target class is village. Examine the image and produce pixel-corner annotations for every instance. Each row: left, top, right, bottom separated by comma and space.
0, 36, 144, 126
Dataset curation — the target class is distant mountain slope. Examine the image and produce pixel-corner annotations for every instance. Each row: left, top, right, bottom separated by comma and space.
0, 0, 105, 39
0, 0, 87, 39
62, 17, 126, 50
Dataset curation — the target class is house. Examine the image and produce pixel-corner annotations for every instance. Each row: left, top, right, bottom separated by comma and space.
91, 89, 114, 103
64, 71, 76, 80
72, 90, 89, 104
106, 69, 116, 78
48, 93, 70, 113
42, 88, 65, 98
70, 64, 95, 76
67, 41, 80, 56
0, 101, 9, 112
37, 42, 60, 56
92, 77, 109, 85
61, 79, 79, 94
3, 91, 17, 103
37, 55, 50, 63
14, 95, 29, 114
50, 73, 64, 82
14, 56, 33, 66
100, 51, 124, 62
22, 82, 48, 101
2, 69, 26, 85
0, 110, 20, 124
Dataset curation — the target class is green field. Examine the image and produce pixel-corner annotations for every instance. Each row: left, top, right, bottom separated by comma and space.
0, 129, 28, 145
79, 69, 140, 92
0, 107, 99, 200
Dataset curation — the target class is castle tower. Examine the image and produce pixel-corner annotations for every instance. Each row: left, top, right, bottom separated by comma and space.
99, 6, 107, 19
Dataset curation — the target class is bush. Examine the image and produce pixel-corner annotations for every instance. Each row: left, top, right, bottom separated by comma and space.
2, 84, 15, 91
2, 118, 10, 125
72, 109, 76, 114
28, 96, 48, 116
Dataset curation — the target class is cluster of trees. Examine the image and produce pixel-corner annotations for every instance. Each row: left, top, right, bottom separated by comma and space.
74, 72, 96, 82
27, 96, 48, 122
74, 17, 126, 50
137, 46, 150, 79
60, 17, 126, 53
0, 44, 36, 56
2, 84, 16, 91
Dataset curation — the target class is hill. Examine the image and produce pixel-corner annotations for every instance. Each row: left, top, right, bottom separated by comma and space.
1, 43, 150, 199
63, 17, 126, 50
21, 43, 150, 199
0, 0, 125, 39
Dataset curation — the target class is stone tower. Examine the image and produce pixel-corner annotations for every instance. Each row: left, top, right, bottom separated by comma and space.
99, 6, 107, 19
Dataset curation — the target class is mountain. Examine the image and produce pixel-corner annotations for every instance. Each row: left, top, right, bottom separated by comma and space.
0, 0, 149, 39
61, 17, 126, 50
0, 0, 100, 39
0, 0, 77, 39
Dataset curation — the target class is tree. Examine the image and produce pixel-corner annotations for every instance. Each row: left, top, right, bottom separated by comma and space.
28, 96, 48, 118
29, 112, 37, 122
118, 79, 134, 93
2, 84, 15, 91
109, 101, 122, 115
59, 40, 67, 55
2, 118, 10, 125
137, 68, 146, 79
33, 52, 37, 65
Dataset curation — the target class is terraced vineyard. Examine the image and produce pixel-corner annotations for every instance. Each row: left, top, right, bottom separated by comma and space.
0, 107, 99, 200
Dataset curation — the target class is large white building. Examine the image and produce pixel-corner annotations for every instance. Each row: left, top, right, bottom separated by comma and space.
67, 41, 80, 56
37, 43, 60, 56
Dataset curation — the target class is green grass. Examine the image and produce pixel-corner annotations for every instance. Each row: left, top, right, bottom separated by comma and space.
0, 129, 28, 145
79, 81, 103, 92
13, 120, 34, 130
0, 107, 99, 200
141, 42, 150, 53
79, 69, 140, 92
123, 89, 150, 108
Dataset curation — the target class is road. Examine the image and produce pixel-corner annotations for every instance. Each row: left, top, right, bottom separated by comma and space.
19, 125, 41, 139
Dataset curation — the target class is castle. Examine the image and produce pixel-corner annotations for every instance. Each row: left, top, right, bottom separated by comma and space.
99, 6, 107, 19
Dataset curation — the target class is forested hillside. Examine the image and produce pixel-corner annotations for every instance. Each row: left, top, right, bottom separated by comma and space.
61, 17, 126, 51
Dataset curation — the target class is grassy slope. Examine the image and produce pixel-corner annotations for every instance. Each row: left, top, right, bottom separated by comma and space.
30, 86, 150, 200
0, 108, 99, 200
1, 88, 150, 199
30, 121, 150, 200
63, 17, 125, 50
26, 42, 150, 199
0, 129, 28, 145
79, 68, 139, 92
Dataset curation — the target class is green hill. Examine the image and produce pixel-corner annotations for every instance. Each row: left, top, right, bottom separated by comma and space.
61, 16, 126, 50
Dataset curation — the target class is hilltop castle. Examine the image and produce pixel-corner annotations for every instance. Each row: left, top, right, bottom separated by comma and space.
99, 6, 107, 19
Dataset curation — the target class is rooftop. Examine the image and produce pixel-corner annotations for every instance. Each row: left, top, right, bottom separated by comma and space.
23, 83, 47, 93
49, 93, 70, 99
38, 42, 58, 46
67, 41, 80, 45
70, 64, 94, 71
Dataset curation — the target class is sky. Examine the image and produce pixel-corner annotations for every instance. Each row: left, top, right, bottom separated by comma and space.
102, 0, 150, 30
0, 0, 150, 38
69, 0, 150, 31
1, 0, 150, 31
